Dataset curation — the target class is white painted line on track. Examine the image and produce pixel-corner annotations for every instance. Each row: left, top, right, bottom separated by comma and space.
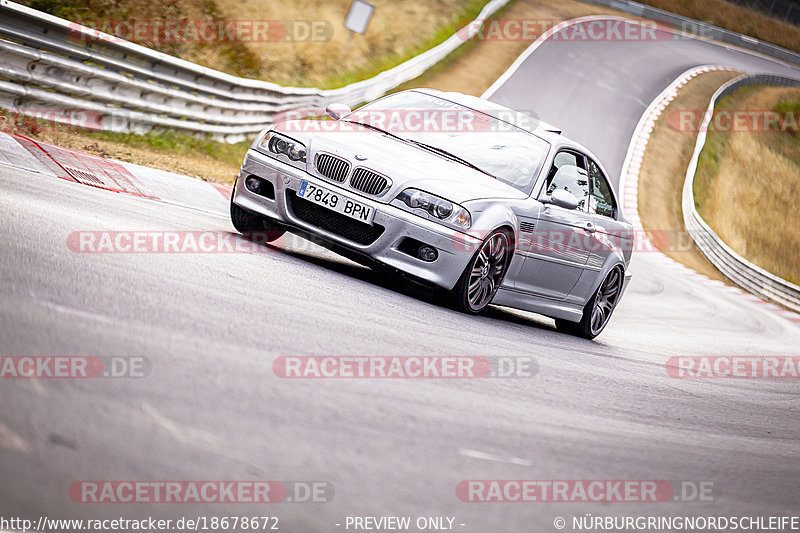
459, 448, 533, 467
116, 160, 231, 218
0, 132, 56, 176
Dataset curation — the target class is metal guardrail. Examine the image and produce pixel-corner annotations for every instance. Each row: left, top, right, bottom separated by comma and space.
682, 74, 800, 313
584, 0, 800, 68
571, 1, 800, 313
3, 0, 799, 310
5, 0, 800, 143
0, 0, 510, 142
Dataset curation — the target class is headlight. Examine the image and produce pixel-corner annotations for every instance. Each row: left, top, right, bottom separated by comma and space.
259, 132, 307, 165
396, 188, 471, 229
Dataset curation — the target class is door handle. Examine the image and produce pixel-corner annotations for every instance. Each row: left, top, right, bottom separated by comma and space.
583, 221, 596, 233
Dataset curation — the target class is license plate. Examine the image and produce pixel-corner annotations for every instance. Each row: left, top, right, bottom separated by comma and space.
297, 180, 375, 224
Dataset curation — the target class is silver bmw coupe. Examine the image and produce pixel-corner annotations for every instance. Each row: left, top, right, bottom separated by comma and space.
231, 89, 633, 338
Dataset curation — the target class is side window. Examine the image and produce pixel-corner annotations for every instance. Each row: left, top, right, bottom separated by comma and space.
587, 160, 616, 218
554, 151, 579, 170
546, 151, 585, 186
545, 151, 590, 211
547, 166, 590, 211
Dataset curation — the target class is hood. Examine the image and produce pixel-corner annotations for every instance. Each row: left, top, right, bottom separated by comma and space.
274, 120, 529, 204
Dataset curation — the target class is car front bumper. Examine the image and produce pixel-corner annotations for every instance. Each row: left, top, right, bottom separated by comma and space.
232, 149, 481, 290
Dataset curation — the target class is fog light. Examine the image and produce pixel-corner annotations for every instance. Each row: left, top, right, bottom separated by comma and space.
418, 245, 438, 262
245, 176, 261, 192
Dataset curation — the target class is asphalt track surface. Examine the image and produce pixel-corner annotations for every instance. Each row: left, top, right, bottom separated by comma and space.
489, 19, 800, 186
1, 16, 800, 533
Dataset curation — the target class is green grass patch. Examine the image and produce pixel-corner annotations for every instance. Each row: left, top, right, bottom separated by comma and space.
86, 129, 251, 169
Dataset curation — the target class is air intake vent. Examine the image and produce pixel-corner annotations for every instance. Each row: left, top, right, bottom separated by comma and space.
520, 221, 536, 233
315, 153, 350, 182
350, 168, 389, 196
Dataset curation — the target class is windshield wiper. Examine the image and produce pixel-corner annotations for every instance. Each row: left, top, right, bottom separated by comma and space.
340, 120, 407, 143
341, 121, 498, 179
406, 140, 497, 179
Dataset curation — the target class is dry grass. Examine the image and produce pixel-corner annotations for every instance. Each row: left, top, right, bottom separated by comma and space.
25, 0, 800, 88
214, 0, 486, 88
639, 0, 800, 57
695, 86, 800, 284
23, 0, 263, 77
637, 70, 742, 282
23, 0, 488, 87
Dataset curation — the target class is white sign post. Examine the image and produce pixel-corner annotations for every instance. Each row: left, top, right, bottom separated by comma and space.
344, 0, 375, 35
343, 0, 375, 50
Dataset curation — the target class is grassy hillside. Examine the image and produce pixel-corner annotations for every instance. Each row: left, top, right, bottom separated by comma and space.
694, 85, 800, 284
22, 0, 487, 88
639, 0, 800, 55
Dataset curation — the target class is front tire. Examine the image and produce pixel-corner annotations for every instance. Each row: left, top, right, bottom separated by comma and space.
555, 266, 623, 339
230, 198, 285, 243
452, 228, 513, 314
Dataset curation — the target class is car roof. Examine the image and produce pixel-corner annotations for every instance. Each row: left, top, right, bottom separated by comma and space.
385, 89, 607, 178
408, 88, 609, 169
410, 88, 564, 136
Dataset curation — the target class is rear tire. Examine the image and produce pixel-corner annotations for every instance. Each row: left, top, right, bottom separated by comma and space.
230, 197, 285, 243
555, 266, 623, 339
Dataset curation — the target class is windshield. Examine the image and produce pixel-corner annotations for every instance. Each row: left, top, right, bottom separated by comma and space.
345, 91, 550, 192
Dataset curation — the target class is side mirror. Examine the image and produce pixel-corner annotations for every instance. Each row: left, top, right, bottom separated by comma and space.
544, 188, 579, 210
325, 103, 351, 120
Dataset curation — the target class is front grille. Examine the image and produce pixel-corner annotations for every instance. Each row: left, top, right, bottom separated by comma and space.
350, 168, 389, 196
287, 191, 384, 245
315, 153, 350, 182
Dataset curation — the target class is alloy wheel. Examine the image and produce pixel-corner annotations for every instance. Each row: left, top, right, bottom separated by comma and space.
467, 232, 510, 311
590, 268, 622, 335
